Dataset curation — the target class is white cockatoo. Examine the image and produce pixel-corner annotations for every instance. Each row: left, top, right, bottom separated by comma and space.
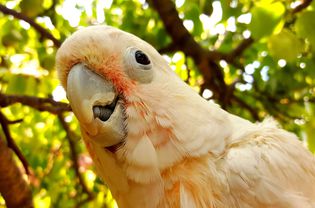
56, 26, 315, 208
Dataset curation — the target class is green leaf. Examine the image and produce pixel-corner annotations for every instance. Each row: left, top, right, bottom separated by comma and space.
305, 116, 315, 152
6, 75, 38, 96
249, 2, 285, 39
20, 0, 44, 18
1, 1, 315, 207
268, 29, 304, 62
185, 3, 203, 36
295, 11, 315, 50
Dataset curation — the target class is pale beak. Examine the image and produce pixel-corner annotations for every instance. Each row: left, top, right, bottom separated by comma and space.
66, 64, 125, 147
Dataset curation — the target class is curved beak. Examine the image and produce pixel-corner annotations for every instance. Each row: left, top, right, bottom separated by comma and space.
66, 64, 125, 147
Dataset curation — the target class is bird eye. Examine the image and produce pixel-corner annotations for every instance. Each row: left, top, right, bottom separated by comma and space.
124, 47, 153, 83
135, 50, 150, 65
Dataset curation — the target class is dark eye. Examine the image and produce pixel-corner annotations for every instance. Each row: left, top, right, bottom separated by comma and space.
124, 47, 153, 83
135, 50, 150, 65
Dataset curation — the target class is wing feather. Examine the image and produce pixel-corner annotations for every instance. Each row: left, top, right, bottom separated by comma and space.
224, 125, 315, 208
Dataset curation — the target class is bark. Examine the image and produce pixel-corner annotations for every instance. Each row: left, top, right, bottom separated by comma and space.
0, 93, 71, 114
0, 138, 33, 208
292, 0, 313, 14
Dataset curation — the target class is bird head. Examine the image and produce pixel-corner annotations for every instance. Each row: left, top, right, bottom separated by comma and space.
57, 25, 172, 146
56, 26, 230, 186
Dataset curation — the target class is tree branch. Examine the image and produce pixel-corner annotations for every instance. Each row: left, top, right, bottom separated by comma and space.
223, 37, 254, 62
292, 0, 313, 14
149, 0, 230, 102
0, 93, 71, 114
57, 114, 94, 203
149, 0, 219, 60
0, 4, 61, 47
149, 0, 258, 107
0, 137, 33, 208
0, 111, 29, 175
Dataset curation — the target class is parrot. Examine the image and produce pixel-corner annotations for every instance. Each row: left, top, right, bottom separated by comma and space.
56, 25, 315, 208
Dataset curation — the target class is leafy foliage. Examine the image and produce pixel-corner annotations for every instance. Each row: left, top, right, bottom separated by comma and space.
0, 0, 314, 207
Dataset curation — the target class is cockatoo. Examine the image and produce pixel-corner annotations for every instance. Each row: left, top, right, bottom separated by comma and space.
56, 26, 315, 208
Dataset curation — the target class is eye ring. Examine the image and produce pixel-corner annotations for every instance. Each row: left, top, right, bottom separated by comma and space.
135, 50, 151, 66
124, 47, 154, 83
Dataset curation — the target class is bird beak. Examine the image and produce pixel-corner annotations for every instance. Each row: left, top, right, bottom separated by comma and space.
66, 64, 125, 147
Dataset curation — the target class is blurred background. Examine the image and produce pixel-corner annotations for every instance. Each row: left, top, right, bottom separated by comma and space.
0, 0, 314, 207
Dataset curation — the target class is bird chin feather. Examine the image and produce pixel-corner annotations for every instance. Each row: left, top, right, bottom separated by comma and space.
66, 63, 126, 149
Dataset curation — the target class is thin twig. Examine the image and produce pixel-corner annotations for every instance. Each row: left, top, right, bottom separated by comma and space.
232, 95, 260, 121
224, 38, 254, 62
184, 56, 191, 84
0, 4, 61, 47
251, 82, 309, 121
42, 142, 64, 177
0, 111, 29, 174
57, 113, 94, 202
292, 0, 313, 14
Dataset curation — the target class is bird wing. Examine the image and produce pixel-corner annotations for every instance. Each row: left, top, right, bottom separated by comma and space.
223, 123, 315, 208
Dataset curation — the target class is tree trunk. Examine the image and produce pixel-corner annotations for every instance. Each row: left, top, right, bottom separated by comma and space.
0, 137, 33, 208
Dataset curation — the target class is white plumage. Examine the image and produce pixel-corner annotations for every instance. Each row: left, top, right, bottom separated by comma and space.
56, 26, 315, 207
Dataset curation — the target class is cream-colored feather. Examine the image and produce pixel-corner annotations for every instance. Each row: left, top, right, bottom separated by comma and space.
56, 26, 315, 208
